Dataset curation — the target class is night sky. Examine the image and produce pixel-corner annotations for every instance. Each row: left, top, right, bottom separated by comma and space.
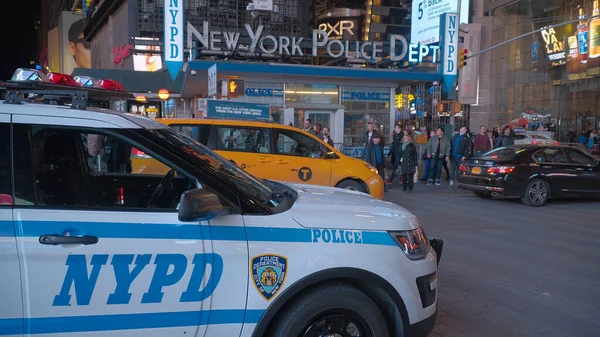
0, 0, 40, 80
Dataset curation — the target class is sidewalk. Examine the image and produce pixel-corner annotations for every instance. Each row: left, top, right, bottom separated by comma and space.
384, 161, 472, 195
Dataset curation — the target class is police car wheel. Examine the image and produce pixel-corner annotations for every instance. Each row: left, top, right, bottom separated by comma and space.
268, 282, 390, 337
336, 180, 366, 193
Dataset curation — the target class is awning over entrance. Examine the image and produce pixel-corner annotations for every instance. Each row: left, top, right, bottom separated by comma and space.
181, 61, 442, 98
71, 68, 184, 93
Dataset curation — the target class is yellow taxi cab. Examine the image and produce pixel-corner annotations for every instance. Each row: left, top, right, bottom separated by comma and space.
131, 118, 384, 199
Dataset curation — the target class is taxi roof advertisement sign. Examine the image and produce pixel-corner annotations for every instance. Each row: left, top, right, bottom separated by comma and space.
411, 0, 459, 45
206, 100, 270, 121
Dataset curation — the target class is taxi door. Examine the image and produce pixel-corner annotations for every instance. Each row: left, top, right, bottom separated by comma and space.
213, 125, 274, 179
0, 115, 24, 336
10, 116, 248, 337
272, 128, 332, 186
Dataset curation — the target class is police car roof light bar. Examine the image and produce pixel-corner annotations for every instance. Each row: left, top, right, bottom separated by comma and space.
1, 68, 134, 110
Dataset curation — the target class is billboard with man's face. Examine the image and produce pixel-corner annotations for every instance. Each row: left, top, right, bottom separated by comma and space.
57, 11, 91, 74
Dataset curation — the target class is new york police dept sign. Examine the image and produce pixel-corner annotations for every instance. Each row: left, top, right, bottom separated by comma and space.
186, 21, 439, 63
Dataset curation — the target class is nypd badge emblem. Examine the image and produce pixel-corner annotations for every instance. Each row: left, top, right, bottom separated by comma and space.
251, 254, 288, 300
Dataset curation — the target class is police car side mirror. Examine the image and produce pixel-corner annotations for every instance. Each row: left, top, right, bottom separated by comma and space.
178, 188, 229, 222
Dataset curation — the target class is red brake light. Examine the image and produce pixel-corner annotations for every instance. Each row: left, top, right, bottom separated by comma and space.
486, 166, 515, 174
459, 164, 467, 172
47, 72, 80, 86
554, 142, 559, 145
99, 79, 126, 92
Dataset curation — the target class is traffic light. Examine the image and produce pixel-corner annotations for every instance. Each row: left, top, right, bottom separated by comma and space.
227, 79, 245, 96
458, 49, 468, 69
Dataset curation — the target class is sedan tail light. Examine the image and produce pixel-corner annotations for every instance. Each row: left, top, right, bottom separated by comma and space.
459, 164, 467, 172
486, 166, 515, 174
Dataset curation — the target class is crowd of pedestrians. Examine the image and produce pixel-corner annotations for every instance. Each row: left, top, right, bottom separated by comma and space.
362, 123, 513, 193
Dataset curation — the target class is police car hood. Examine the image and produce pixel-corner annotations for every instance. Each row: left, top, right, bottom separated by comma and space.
283, 183, 420, 231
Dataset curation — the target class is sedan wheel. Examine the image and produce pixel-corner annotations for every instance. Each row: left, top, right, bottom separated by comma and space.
521, 179, 549, 207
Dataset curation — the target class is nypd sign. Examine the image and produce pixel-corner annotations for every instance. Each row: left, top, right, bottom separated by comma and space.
164, 0, 184, 81
439, 12, 459, 100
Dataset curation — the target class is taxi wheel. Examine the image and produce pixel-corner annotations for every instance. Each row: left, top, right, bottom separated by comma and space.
336, 180, 366, 193
268, 282, 390, 337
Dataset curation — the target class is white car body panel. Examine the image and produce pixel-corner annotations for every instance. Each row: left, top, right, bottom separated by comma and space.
0, 101, 439, 337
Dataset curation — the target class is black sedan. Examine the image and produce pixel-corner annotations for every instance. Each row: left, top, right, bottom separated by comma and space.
456, 145, 600, 206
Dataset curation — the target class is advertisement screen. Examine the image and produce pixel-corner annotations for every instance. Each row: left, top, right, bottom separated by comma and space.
132, 37, 163, 72
410, 0, 461, 45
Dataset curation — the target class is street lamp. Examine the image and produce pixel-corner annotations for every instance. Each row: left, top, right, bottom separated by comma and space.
158, 89, 170, 100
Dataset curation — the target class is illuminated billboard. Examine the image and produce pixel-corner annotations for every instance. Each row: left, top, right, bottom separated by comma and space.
411, 0, 459, 45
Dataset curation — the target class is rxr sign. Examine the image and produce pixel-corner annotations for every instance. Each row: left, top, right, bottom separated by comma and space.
318, 20, 356, 38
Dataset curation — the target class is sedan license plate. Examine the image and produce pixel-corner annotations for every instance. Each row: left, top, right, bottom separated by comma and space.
471, 167, 482, 174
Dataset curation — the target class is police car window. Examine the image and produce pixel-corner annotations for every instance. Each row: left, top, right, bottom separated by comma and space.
23, 126, 198, 211
0, 123, 11, 206
169, 124, 211, 146
276, 129, 327, 159
566, 149, 595, 165
216, 126, 271, 154
533, 148, 569, 164
513, 134, 526, 140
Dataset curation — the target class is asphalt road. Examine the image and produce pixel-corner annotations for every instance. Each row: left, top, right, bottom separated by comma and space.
384, 181, 600, 337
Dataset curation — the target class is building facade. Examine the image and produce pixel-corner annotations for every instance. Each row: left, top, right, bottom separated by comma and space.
476, 0, 600, 140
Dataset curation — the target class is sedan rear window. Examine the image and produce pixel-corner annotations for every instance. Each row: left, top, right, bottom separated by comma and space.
480, 147, 527, 160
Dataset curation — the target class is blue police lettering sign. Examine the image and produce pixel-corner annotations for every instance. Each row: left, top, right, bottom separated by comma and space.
164, 0, 184, 81
53, 253, 223, 306
244, 88, 284, 97
312, 229, 364, 244
342, 90, 390, 102
206, 100, 270, 121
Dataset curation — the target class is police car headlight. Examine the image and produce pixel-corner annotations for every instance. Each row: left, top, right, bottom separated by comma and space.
365, 163, 378, 174
389, 228, 431, 260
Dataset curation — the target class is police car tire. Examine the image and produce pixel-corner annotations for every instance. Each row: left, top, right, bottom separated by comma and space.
268, 282, 390, 337
336, 180, 366, 193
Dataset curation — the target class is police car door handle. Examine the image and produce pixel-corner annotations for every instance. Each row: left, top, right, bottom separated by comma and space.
39, 234, 99, 245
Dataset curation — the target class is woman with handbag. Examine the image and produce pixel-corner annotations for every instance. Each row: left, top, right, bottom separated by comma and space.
398, 134, 418, 192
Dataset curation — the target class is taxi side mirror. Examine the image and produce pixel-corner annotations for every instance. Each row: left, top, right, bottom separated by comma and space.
178, 188, 231, 222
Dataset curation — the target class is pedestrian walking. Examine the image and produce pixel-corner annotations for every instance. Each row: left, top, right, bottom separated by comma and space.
398, 134, 418, 192
321, 127, 334, 146
473, 125, 492, 157
496, 125, 515, 148
364, 132, 387, 191
450, 126, 471, 186
386, 125, 403, 184
426, 127, 451, 186
419, 129, 435, 182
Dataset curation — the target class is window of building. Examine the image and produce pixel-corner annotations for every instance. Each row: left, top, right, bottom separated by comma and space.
341, 86, 391, 146
13, 125, 197, 210
216, 126, 271, 154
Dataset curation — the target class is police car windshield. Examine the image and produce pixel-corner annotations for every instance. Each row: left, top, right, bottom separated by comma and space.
149, 127, 274, 204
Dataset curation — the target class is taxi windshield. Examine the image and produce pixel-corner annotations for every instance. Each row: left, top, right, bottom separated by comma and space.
145, 127, 274, 204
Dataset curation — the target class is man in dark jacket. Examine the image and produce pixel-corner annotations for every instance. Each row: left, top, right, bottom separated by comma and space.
450, 126, 471, 186
364, 132, 387, 191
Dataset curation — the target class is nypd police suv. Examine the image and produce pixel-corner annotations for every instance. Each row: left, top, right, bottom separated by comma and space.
0, 69, 443, 337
